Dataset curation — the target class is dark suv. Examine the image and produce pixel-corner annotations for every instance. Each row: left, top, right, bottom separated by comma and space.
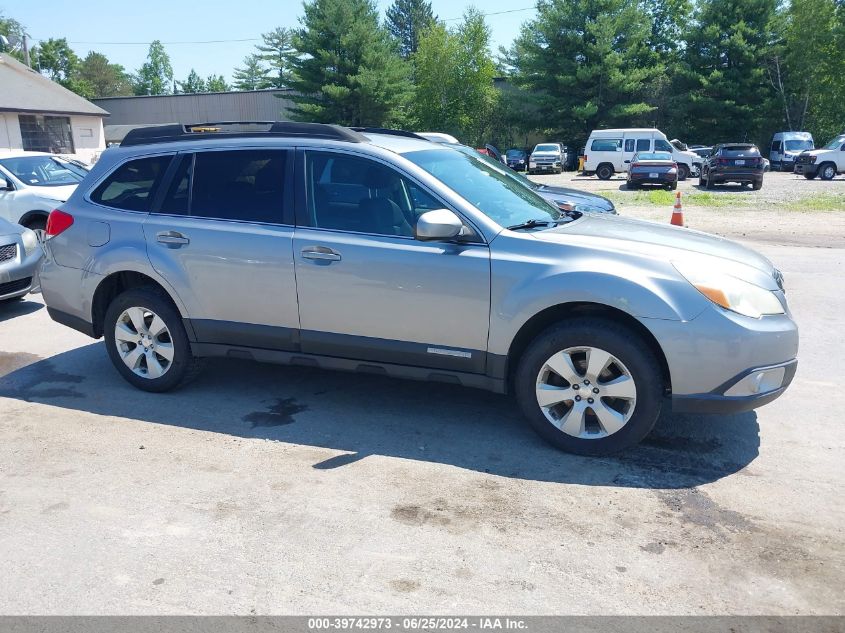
699, 144, 765, 190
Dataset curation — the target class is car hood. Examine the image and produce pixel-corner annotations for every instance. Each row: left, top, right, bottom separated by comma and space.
536, 213, 777, 282
535, 184, 615, 212
25, 184, 78, 203
531, 151, 560, 156
801, 149, 831, 157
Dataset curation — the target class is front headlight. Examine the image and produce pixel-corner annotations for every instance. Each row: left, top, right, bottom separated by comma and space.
674, 261, 784, 319
21, 228, 39, 257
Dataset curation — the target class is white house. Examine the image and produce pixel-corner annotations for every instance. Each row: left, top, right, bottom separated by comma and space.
0, 53, 108, 164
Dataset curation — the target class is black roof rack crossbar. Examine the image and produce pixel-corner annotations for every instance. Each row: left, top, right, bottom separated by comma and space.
121, 121, 366, 146
349, 127, 426, 140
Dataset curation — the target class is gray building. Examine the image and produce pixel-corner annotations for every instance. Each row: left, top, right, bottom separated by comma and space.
93, 89, 296, 142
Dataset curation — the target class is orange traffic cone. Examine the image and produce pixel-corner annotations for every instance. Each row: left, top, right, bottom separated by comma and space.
670, 191, 685, 226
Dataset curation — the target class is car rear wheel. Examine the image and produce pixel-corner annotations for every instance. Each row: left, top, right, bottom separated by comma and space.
819, 163, 836, 181
104, 287, 202, 392
705, 173, 714, 189
752, 179, 763, 190
677, 164, 690, 181
514, 318, 663, 455
803, 171, 816, 180
596, 164, 614, 180
670, 181, 678, 190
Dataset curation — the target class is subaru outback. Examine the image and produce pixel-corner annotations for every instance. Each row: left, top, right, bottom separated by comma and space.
39, 122, 798, 455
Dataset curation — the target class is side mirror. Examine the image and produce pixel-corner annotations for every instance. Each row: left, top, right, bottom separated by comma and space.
415, 209, 464, 242
0, 177, 10, 191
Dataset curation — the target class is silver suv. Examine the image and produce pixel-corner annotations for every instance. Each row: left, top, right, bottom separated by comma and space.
39, 122, 798, 455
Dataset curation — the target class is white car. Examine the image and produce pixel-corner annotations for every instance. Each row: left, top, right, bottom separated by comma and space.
794, 134, 845, 180
0, 151, 88, 235
583, 128, 700, 181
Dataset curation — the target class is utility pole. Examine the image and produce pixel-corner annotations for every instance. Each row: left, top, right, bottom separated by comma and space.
23, 34, 31, 67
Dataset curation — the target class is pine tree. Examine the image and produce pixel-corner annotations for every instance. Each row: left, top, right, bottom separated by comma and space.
288, 0, 412, 126
232, 54, 271, 91
178, 68, 207, 93
256, 27, 294, 88
386, 0, 436, 59
506, 0, 661, 143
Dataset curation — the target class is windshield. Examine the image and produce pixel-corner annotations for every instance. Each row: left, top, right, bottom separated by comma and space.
634, 152, 673, 161
0, 156, 87, 187
784, 139, 813, 152
506, 149, 526, 158
405, 148, 560, 227
823, 136, 845, 150
533, 144, 559, 153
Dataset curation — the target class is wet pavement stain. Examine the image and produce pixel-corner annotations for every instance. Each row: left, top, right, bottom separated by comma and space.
243, 398, 308, 428
0, 357, 85, 400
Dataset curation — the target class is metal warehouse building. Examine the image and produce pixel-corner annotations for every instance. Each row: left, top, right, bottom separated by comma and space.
92, 89, 296, 143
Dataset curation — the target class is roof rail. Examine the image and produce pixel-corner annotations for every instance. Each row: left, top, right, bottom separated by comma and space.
349, 127, 426, 140
121, 121, 366, 147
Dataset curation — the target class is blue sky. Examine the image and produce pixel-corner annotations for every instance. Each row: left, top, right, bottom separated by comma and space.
6, 0, 536, 83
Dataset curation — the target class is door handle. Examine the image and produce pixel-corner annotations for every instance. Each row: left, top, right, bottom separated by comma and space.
301, 246, 341, 262
156, 231, 190, 246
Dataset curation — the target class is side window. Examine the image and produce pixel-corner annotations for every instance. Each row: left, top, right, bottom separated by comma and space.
190, 150, 287, 223
305, 151, 439, 237
636, 139, 651, 152
591, 139, 622, 152
654, 139, 673, 152
771, 141, 780, 152
90, 156, 172, 211
624, 139, 635, 152
158, 155, 192, 215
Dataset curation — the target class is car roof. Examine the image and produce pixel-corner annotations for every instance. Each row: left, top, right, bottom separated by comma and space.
0, 150, 53, 159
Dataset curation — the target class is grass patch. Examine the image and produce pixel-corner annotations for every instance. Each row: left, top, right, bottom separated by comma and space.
794, 193, 845, 211
602, 189, 845, 210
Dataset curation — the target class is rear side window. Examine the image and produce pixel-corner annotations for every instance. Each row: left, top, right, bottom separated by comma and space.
90, 156, 172, 211
636, 139, 651, 152
591, 139, 621, 152
624, 139, 635, 152
722, 146, 760, 156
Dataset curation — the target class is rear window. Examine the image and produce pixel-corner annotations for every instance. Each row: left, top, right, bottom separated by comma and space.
590, 139, 621, 152
90, 156, 172, 211
722, 145, 760, 156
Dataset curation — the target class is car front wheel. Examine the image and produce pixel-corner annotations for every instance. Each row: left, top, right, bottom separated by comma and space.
104, 287, 202, 392
514, 318, 663, 455
819, 163, 836, 180
678, 164, 690, 181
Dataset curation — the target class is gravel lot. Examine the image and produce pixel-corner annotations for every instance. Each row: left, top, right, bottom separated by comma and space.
531, 170, 845, 248
1, 196, 844, 614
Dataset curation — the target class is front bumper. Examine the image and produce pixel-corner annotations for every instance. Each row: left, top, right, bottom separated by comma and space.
0, 238, 42, 300
672, 359, 797, 414
794, 163, 816, 175
530, 163, 560, 172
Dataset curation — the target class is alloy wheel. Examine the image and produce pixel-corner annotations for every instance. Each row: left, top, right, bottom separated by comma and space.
535, 346, 637, 439
114, 306, 175, 379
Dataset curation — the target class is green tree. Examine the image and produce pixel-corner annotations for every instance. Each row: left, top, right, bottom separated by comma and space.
386, 0, 436, 59
672, 0, 778, 145
133, 40, 173, 95
288, 0, 412, 126
232, 53, 271, 90
256, 27, 294, 88
178, 68, 207, 93
505, 0, 661, 144
206, 74, 230, 92
413, 9, 498, 145
78, 51, 133, 97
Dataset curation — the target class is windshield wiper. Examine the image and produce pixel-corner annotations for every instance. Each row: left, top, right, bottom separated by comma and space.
507, 218, 557, 231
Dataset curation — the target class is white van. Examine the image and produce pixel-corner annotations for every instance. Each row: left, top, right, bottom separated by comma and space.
583, 128, 701, 180
769, 131, 814, 171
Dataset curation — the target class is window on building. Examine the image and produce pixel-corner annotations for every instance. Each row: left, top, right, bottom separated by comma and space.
18, 115, 75, 154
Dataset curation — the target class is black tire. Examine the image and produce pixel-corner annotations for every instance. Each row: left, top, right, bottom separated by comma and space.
752, 179, 763, 191
670, 180, 678, 190
104, 286, 202, 392
677, 164, 690, 181
803, 171, 816, 180
705, 172, 714, 189
596, 164, 614, 180
819, 162, 836, 181
699, 172, 707, 187
514, 318, 663, 455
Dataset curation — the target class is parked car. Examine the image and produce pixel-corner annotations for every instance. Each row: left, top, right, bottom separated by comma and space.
506, 148, 528, 171
584, 129, 701, 181
453, 144, 616, 215
794, 134, 845, 180
699, 144, 765, 190
0, 151, 89, 236
0, 215, 42, 302
626, 152, 678, 190
769, 132, 814, 171
529, 143, 565, 174
39, 122, 797, 455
